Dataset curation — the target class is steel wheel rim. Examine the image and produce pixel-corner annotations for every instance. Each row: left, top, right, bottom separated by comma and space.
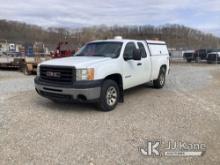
106, 86, 117, 106
160, 73, 165, 86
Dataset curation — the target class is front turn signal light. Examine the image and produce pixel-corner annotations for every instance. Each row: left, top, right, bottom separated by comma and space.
87, 68, 95, 80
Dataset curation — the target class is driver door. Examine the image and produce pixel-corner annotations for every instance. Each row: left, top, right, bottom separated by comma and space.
123, 42, 143, 89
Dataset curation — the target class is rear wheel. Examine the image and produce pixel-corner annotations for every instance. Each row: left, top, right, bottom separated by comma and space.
186, 59, 192, 63
98, 80, 119, 111
153, 68, 166, 89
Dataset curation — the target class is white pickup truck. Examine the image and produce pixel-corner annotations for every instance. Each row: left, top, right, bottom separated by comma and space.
35, 37, 169, 111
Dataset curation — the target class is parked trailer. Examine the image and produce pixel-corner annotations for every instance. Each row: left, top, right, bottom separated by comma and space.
0, 56, 21, 68
0, 55, 51, 75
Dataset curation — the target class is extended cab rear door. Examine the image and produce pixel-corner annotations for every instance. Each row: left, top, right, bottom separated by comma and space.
122, 42, 150, 89
137, 41, 151, 83
122, 42, 138, 89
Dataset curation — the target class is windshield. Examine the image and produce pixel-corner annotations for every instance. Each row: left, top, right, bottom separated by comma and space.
75, 42, 123, 58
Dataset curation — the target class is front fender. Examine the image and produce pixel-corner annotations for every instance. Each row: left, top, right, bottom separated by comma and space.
92, 59, 123, 80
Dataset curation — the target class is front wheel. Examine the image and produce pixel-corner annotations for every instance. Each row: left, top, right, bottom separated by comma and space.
153, 68, 166, 89
98, 80, 119, 112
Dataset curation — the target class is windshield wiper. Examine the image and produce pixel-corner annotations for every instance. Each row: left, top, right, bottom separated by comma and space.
76, 54, 110, 57
92, 54, 109, 57
75, 54, 85, 56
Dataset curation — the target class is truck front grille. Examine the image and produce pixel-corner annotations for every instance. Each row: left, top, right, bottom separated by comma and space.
40, 65, 75, 85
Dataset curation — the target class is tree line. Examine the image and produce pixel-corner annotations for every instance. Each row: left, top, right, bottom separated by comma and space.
0, 19, 220, 50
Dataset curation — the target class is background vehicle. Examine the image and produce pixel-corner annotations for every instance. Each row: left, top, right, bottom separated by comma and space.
183, 50, 195, 62
207, 52, 220, 64
51, 42, 75, 58
35, 37, 169, 111
184, 49, 220, 63
194, 49, 209, 62
0, 42, 50, 75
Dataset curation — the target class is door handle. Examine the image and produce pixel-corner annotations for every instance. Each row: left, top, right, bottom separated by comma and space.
137, 63, 142, 66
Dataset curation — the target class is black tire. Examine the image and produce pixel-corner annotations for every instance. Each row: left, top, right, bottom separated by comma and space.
186, 59, 192, 63
153, 68, 166, 89
98, 79, 119, 112
22, 65, 31, 75
195, 57, 201, 63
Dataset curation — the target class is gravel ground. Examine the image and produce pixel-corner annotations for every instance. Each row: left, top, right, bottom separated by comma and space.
0, 64, 220, 165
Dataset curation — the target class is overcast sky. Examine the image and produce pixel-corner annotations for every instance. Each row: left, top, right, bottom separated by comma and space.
0, 0, 219, 36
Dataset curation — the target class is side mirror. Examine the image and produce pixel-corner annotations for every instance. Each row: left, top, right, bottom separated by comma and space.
133, 49, 141, 60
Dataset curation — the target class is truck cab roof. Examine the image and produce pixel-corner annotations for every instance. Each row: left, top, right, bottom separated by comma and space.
88, 37, 166, 45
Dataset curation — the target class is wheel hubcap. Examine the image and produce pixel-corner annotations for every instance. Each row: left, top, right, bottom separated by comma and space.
106, 86, 117, 106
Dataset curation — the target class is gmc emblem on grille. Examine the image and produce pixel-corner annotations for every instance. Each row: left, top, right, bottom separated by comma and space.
46, 71, 61, 78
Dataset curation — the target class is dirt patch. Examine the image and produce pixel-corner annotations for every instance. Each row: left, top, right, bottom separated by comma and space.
0, 64, 220, 165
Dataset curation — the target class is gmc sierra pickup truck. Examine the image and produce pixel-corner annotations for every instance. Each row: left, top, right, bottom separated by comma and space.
35, 37, 169, 111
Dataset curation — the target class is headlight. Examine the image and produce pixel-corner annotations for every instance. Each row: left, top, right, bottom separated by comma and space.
76, 68, 94, 80
37, 65, 40, 77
